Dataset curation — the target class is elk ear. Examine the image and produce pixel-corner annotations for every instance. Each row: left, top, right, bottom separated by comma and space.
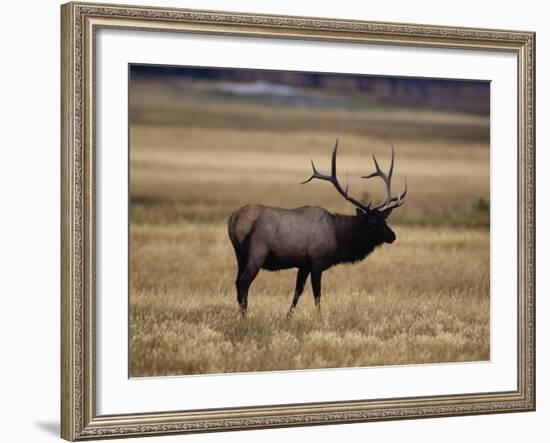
380, 208, 393, 219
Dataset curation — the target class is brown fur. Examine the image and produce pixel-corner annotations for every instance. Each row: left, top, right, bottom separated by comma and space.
227, 204, 264, 246
227, 204, 396, 317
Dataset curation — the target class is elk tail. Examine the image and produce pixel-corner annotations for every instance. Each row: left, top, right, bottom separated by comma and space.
227, 210, 242, 254
227, 204, 263, 255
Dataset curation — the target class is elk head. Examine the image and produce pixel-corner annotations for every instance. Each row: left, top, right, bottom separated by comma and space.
301, 138, 407, 244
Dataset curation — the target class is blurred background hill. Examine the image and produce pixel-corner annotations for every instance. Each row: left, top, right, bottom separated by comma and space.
131, 64, 490, 115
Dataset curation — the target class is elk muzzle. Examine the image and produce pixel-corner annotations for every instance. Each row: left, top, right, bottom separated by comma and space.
384, 227, 396, 244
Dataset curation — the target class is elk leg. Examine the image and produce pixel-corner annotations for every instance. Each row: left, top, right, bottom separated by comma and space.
311, 269, 323, 316
287, 268, 310, 318
236, 248, 266, 317
234, 254, 246, 303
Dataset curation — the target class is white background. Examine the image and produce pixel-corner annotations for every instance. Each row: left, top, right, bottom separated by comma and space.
0, 0, 546, 442
96, 29, 517, 414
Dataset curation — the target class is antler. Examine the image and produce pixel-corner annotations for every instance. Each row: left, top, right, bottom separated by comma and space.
362, 142, 407, 213
301, 138, 371, 213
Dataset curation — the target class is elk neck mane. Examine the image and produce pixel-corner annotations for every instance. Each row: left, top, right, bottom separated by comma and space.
331, 212, 384, 265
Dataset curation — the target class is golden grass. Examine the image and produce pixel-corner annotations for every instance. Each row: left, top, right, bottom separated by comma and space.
130, 223, 489, 376
130, 125, 489, 228
129, 82, 490, 376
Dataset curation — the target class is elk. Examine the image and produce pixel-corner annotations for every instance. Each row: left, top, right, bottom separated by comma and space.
227, 138, 407, 318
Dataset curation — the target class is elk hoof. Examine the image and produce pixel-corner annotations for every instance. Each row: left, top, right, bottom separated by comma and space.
315, 307, 323, 320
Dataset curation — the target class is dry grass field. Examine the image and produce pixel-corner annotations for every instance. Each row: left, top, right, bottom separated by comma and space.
129, 76, 490, 377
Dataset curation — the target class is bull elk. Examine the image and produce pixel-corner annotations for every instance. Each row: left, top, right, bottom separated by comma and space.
227, 138, 407, 317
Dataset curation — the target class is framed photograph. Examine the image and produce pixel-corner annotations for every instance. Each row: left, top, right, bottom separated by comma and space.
61, 1, 535, 440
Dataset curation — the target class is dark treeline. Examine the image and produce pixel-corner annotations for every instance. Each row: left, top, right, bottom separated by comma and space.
131, 64, 490, 115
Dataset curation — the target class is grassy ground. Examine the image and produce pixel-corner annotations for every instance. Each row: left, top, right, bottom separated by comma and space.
130, 223, 489, 376
129, 79, 490, 377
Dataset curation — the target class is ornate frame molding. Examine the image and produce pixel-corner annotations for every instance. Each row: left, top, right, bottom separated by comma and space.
61, 2, 535, 440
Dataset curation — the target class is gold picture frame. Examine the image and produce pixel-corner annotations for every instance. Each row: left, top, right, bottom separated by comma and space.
61, 1, 535, 440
